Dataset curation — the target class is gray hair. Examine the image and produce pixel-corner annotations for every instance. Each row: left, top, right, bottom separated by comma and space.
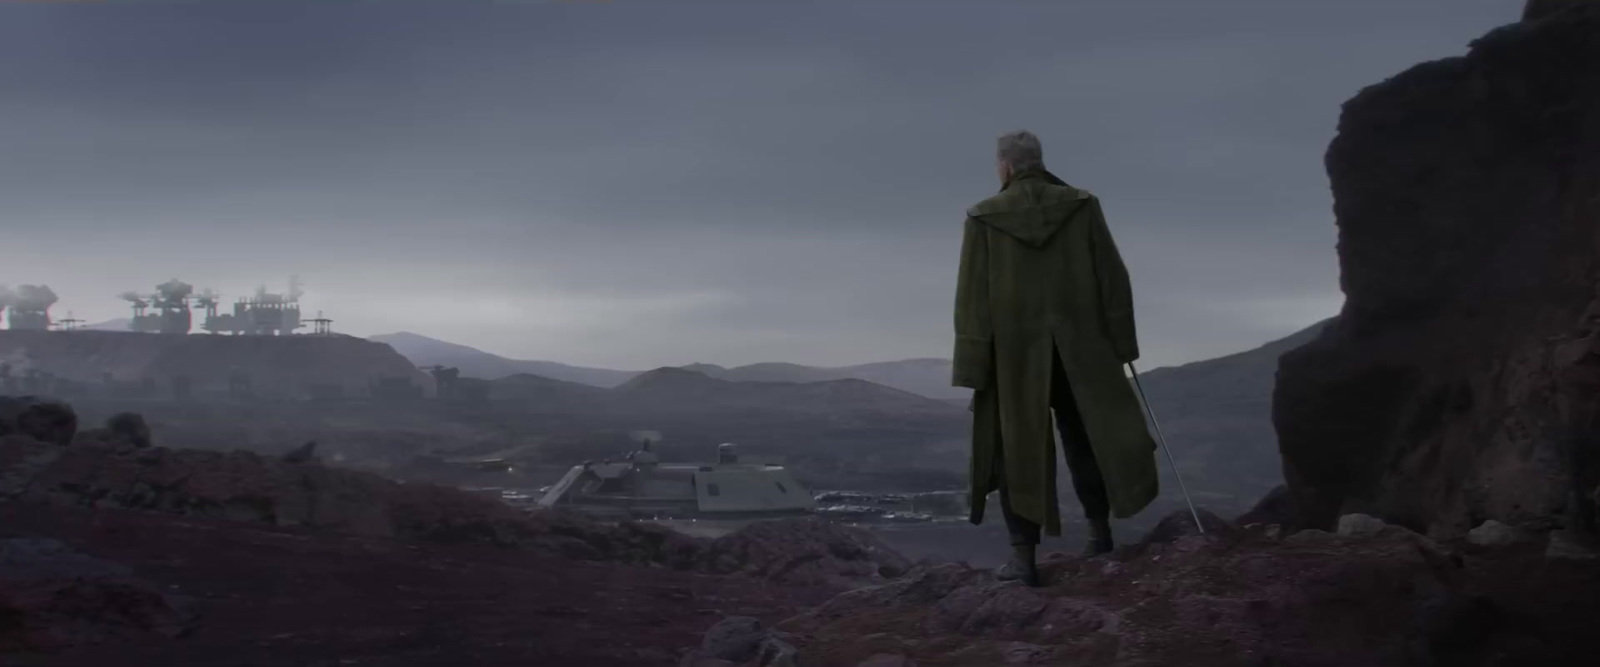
996, 130, 1044, 172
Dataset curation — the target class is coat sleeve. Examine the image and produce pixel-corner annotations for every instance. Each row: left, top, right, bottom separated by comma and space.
952, 217, 993, 389
1086, 197, 1140, 363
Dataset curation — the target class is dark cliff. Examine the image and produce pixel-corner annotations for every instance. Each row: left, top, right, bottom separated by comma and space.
1274, 7, 1600, 536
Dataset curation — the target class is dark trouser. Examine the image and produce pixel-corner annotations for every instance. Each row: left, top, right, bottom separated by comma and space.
999, 350, 1111, 547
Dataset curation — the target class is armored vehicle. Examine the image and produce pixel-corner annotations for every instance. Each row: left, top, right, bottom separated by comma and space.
536, 437, 816, 520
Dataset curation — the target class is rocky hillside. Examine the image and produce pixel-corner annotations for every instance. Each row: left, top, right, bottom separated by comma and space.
1274, 5, 1600, 536
0, 330, 432, 399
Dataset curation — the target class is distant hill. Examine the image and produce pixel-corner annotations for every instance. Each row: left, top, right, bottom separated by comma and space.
678, 363, 728, 377
368, 332, 637, 388
610, 367, 961, 416
711, 362, 836, 383
370, 331, 967, 399
684, 359, 964, 399
487, 372, 606, 411
823, 358, 964, 400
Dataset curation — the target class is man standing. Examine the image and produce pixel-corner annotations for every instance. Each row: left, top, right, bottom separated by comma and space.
953, 130, 1159, 586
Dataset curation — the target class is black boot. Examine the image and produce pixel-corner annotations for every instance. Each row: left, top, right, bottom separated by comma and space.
1083, 517, 1113, 557
996, 544, 1040, 587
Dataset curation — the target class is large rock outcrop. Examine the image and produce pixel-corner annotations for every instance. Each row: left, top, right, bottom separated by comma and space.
1274, 6, 1600, 537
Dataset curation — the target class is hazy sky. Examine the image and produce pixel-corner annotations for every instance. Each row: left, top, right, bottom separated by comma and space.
0, 1, 1521, 370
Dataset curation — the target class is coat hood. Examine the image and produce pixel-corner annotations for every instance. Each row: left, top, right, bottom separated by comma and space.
965, 169, 1093, 248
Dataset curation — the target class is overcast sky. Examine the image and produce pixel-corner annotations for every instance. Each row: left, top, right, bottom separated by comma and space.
0, 1, 1521, 370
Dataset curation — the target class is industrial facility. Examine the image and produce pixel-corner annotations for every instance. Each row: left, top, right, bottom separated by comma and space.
121, 280, 197, 335
0, 285, 59, 331
198, 277, 307, 336
117, 276, 327, 336
0, 278, 332, 335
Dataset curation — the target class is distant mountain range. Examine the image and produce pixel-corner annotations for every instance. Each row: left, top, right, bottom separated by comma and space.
607, 366, 959, 416
479, 365, 962, 418
368, 332, 638, 389
368, 331, 968, 399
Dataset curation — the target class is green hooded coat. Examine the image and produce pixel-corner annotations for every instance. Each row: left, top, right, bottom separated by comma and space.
953, 168, 1159, 536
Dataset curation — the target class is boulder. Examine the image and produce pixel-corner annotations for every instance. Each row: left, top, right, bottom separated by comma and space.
1336, 513, 1389, 538
1140, 508, 1234, 545
0, 396, 77, 446
104, 412, 151, 449
699, 616, 767, 663
1466, 520, 1532, 547
755, 635, 799, 667
74, 412, 152, 449
684, 616, 803, 667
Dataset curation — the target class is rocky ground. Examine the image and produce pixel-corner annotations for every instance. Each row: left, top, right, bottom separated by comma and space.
0, 397, 910, 666
4, 397, 1600, 666
1, 503, 840, 667
768, 514, 1600, 667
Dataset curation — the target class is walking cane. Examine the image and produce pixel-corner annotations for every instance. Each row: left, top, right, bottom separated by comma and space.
1127, 362, 1206, 534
